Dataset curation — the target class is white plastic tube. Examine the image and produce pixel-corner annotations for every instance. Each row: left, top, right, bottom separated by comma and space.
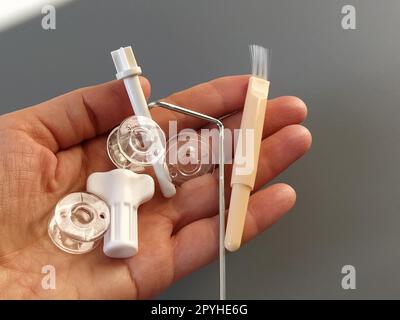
111, 47, 176, 198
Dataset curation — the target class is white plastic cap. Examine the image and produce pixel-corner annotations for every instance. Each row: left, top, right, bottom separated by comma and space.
111, 46, 142, 80
87, 169, 155, 258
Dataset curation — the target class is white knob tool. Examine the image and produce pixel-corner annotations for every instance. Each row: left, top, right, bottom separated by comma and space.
87, 169, 155, 258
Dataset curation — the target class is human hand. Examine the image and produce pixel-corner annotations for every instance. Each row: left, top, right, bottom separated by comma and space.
0, 75, 311, 299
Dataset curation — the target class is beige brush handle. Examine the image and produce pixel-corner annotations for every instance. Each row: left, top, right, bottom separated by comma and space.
225, 76, 270, 252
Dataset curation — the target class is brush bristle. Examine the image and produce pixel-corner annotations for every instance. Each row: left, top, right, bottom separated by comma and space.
249, 44, 270, 80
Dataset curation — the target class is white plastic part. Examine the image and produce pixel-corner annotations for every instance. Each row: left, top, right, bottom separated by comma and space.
107, 126, 144, 172
87, 169, 155, 258
166, 133, 215, 186
48, 192, 111, 254
111, 47, 149, 117
111, 46, 176, 198
117, 116, 166, 167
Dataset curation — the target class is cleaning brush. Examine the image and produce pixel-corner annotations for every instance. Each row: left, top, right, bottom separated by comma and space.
225, 44, 270, 252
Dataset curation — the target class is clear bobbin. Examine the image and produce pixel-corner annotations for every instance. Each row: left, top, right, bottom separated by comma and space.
107, 116, 215, 185
48, 192, 111, 254
166, 132, 215, 186
107, 115, 166, 170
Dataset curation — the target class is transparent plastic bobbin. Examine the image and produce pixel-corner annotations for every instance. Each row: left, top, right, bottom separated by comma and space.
166, 132, 215, 186
48, 192, 111, 254
107, 126, 145, 172
117, 115, 166, 168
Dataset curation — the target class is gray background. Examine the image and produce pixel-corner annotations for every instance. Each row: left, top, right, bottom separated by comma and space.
1, 0, 399, 299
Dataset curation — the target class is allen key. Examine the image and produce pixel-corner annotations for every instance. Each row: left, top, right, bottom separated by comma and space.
148, 100, 226, 300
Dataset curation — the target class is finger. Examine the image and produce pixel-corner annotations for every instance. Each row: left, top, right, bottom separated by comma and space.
79, 96, 305, 192
55, 133, 169, 196
54, 133, 123, 193
202, 95, 307, 169
1, 78, 151, 152
223, 124, 312, 194
156, 96, 306, 206
58, 94, 307, 198
151, 75, 250, 133
172, 183, 296, 281
215, 96, 307, 141
64, 75, 268, 193
170, 125, 311, 230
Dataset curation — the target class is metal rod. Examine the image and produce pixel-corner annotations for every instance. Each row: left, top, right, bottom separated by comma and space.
148, 101, 226, 300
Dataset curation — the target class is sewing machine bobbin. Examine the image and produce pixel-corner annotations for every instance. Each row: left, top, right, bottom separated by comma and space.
166, 133, 215, 186
107, 127, 143, 172
107, 115, 166, 171
118, 115, 166, 167
48, 192, 111, 254
108, 117, 215, 186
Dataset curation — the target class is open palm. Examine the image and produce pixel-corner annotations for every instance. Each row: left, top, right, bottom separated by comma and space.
0, 75, 311, 299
